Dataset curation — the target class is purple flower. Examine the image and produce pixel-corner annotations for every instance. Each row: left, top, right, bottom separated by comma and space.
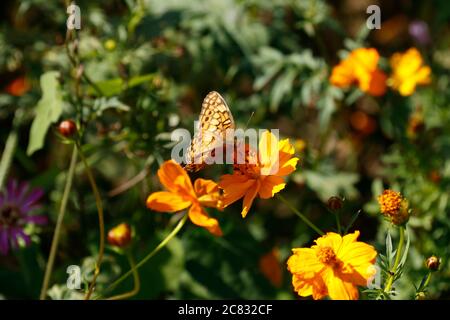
409, 20, 431, 46
0, 180, 47, 255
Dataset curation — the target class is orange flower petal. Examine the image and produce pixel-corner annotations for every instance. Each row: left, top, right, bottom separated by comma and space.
157, 160, 195, 198
278, 138, 295, 156
146, 191, 192, 212
188, 203, 222, 236
258, 175, 286, 199
276, 156, 299, 177
195, 178, 222, 209
259, 249, 283, 287
194, 178, 219, 195
241, 180, 260, 218
219, 174, 255, 207
367, 69, 387, 96
292, 274, 328, 300
330, 59, 355, 88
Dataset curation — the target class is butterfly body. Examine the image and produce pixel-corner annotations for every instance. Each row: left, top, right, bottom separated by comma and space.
184, 91, 235, 172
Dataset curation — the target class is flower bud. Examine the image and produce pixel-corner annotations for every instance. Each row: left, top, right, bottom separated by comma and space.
58, 120, 77, 138
327, 196, 343, 211
377, 189, 410, 225
107, 223, 132, 248
426, 256, 441, 271
415, 292, 426, 300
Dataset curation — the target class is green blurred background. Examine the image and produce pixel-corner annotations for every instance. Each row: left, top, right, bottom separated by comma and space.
0, 0, 449, 299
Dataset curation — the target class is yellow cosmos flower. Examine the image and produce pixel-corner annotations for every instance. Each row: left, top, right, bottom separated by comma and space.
219, 131, 299, 218
287, 231, 377, 300
330, 48, 387, 97
389, 48, 431, 96
146, 160, 223, 236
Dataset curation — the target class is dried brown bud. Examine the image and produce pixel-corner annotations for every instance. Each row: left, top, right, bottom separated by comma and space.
327, 196, 343, 211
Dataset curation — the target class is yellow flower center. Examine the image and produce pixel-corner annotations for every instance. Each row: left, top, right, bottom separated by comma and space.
233, 144, 261, 179
317, 246, 339, 267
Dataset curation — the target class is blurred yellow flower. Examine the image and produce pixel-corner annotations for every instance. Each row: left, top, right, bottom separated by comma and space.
377, 189, 409, 225
287, 231, 377, 300
104, 39, 117, 51
219, 131, 299, 218
146, 160, 223, 236
389, 48, 431, 96
294, 139, 306, 153
330, 48, 387, 96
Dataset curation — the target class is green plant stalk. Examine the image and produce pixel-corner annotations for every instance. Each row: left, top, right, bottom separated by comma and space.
40, 146, 78, 299
384, 226, 405, 294
107, 251, 140, 300
415, 272, 432, 299
277, 194, 324, 236
76, 142, 105, 300
0, 128, 18, 190
103, 214, 188, 295
423, 272, 432, 288
335, 211, 342, 234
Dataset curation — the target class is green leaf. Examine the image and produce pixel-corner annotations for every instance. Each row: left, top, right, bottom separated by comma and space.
386, 231, 393, 266
303, 169, 359, 202
399, 228, 411, 268
88, 74, 156, 97
270, 68, 297, 112
26, 71, 63, 156
93, 97, 130, 116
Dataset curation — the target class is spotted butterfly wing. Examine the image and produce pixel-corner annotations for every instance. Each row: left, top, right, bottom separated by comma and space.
184, 91, 235, 172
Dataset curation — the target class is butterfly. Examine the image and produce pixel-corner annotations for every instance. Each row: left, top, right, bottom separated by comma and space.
184, 91, 235, 172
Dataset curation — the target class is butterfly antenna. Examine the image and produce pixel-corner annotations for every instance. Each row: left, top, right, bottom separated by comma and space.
244, 111, 255, 130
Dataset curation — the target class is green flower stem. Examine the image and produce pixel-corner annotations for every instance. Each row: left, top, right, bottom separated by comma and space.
335, 211, 342, 235
0, 128, 18, 190
423, 271, 432, 288
415, 272, 432, 299
277, 194, 324, 236
106, 251, 140, 300
384, 226, 405, 294
40, 146, 78, 300
76, 142, 105, 300
103, 213, 188, 296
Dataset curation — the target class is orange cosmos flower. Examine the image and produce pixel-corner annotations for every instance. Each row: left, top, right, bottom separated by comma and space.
5, 76, 31, 96
377, 189, 410, 225
146, 160, 223, 236
287, 231, 377, 300
259, 248, 283, 287
219, 131, 299, 218
389, 48, 431, 96
330, 48, 387, 96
